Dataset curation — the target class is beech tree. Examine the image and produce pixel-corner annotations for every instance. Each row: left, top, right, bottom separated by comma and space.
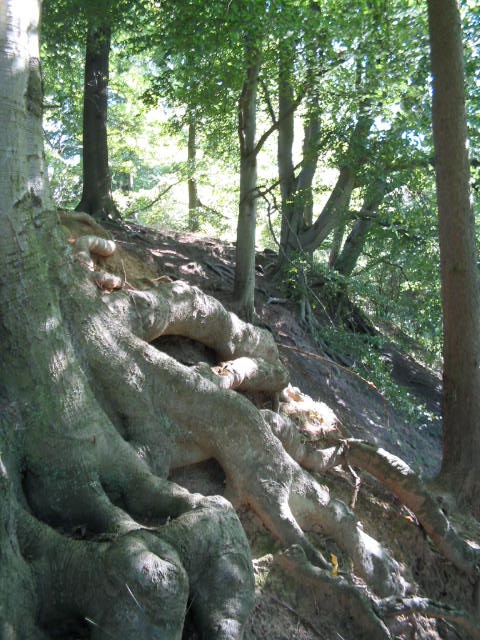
234, 42, 261, 321
75, 13, 119, 219
428, 0, 480, 515
43, 0, 161, 219
2, 1, 480, 639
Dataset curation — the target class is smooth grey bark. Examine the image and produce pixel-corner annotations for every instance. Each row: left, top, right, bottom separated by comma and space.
234, 50, 260, 322
0, 3, 253, 637
0, 3, 48, 636
277, 44, 321, 263
76, 17, 119, 220
428, 0, 480, 514
187, 116, 201, 231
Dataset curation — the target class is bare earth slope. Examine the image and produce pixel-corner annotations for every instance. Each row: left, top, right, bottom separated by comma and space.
98, 218, 443, 477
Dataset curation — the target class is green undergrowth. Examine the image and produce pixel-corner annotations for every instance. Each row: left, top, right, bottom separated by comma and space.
280, 251, 440, 429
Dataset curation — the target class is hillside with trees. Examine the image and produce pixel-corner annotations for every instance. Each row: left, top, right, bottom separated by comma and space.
1, 0, 479, 639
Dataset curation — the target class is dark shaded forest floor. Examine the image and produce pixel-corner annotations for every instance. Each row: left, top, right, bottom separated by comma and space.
65, 214, 478, 640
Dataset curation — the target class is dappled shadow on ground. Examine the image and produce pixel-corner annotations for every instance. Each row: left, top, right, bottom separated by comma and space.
99, 217, 443, 479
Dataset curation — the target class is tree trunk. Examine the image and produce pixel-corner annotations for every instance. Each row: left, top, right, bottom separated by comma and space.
297, 113, 321, 228
428, 0, 480, 514
277, 52, 321, 265
76, 17, 119, 220
334, 178, 386, 276
187, 116, 201, 231
294, 106, 372, 256
298, 163, 355, 252
0, 4, 254, 636
234, 50, 260, 322
328, 219, 347, 267
277, 39, 300, 259
0, 8, 46, 636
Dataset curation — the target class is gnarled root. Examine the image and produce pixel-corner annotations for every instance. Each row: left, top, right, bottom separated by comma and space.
159, 495, 255, 639
74, 281, 406, 597
73, 234, 123, 290
264, 406, 480, 582
56, 232, 479, 635
277, 545, 392, 640
20, 474, 253, 639
344, 440, 480, 579
375, 595, 480, 639
19, 508, 189, 639
278, 547, 480, 640
195, 356, 288, 392
17, 276, 255, 640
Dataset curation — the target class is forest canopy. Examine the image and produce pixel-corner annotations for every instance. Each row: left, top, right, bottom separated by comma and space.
40, 0, 479, 360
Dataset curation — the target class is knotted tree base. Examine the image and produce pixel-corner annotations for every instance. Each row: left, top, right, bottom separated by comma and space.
1, 213, 479, 640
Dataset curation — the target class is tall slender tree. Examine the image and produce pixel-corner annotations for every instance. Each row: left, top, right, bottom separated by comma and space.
428, 0, 480, 514
234, 45, 261, 321
187, 113, 201, 231
76, 14, 119, 218
334, 177, 386, 277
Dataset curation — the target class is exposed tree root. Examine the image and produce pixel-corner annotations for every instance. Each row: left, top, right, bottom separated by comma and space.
343, 439, 480, 580
263, 405, 480, 582
19, 506, 190, 639
261, 393, 480, 636
205, 356, 288, 392
73, 234, 123, 290
20, 397, 255, 640
276, 545, 392, 640
73, 275, 403, 597
1, 227, 255, 638
8, 223, 478, 638
278, 544, 480, 640
375, 596, 480, 640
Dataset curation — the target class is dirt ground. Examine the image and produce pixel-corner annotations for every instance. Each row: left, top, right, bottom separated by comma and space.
63, 214, 479, 640
96, 217, 443, 475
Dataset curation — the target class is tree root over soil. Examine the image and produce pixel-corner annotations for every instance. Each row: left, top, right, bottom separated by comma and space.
2, 223, 480, 639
